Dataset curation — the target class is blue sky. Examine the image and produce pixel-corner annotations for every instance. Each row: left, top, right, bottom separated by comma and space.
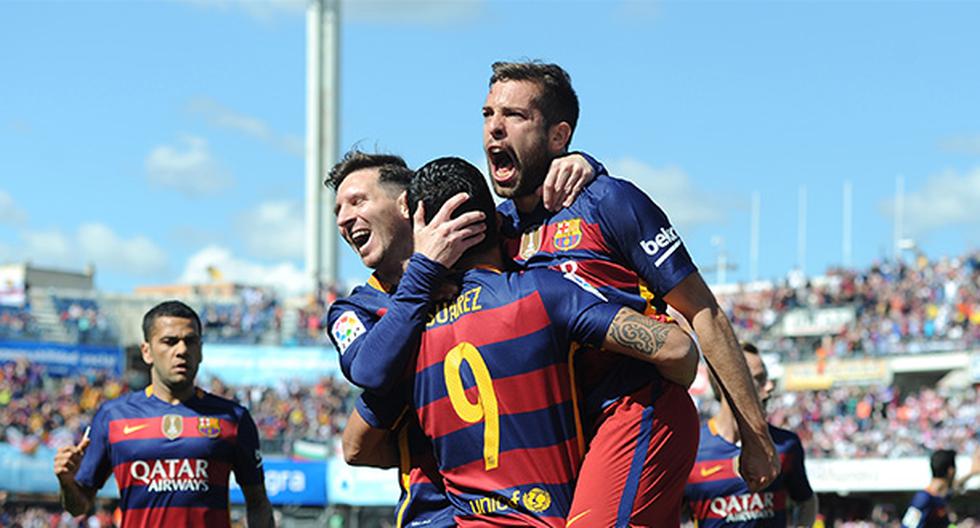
2, 0, 979, 294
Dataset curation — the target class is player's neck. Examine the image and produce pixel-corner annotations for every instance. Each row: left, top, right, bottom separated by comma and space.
455, 246, 505, 273
514, 193, 541, 214
150, 379, 194, 405
926, 478, 950, 496
713, 405, 740, 445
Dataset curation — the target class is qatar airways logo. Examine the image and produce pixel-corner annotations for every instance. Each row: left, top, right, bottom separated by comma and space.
130, 458, 210, 493
709, 492, 776, 523
639, 227, 681, 267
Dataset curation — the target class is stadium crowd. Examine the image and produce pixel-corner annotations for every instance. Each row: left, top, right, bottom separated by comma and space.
694, 383, 980, 460
719, 251, 980, 360
0, 359, 355, 457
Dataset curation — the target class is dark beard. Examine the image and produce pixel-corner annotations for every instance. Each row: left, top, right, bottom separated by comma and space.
509, 147, 552, 199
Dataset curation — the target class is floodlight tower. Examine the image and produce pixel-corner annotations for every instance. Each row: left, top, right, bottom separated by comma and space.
305, 0, 340, 291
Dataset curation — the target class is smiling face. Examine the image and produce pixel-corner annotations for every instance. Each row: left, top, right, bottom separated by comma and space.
334, 167, 413, 278
141, 316, 201, 395
482, 80, 562, 201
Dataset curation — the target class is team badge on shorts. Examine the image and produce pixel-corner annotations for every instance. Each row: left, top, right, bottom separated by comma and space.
198, 417, 221, 438
518, 226, 544, 260
332, 311, 366, 355
553, 219, 583, 251
162, 414, 184, 440
522, 487, 552, 513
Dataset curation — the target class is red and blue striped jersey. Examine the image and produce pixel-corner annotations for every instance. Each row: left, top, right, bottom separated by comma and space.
413, 266, 621, 527
901, 490, 950, 528
332, 271, 456, 528
684, 420, 814, 527
74, 387, 263, 528
498, 169, 698, 416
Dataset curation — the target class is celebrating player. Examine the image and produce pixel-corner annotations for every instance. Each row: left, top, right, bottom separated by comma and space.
53, 301, 273, 528
901, 448, 980, 528
482, 60, 780, 525
684, 343, 817, 527
400, 156, 697, 526
327, 150, 595, 527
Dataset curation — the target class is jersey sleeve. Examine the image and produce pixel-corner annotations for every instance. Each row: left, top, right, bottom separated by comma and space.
231, 409, 265, 487
901, 492, 932, 528
356, 391, 410, 431
534, 270, 622, 347
783, 433, 814, 502
328, 253, 446, 393
74, 406, 112, 490
595, 178, 697, 297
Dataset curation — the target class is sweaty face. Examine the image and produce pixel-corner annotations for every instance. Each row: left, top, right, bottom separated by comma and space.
745, 353, 774, 408
143, 316, 201, 392
483, 80, 556, 199
334, 168, 412, 274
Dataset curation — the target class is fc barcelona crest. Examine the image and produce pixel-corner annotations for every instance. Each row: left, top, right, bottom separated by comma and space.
161, 414, 184, 440
198, 417, 221, 438
553, 219, 583, 251
519, 226, 544, 260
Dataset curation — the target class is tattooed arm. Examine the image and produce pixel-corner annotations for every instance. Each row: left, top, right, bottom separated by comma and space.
601, 308, 699, 388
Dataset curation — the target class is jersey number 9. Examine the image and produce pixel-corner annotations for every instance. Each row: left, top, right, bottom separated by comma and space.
444, 342, 500, 471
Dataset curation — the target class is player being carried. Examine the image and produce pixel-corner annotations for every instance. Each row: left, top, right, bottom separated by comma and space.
54, 301, 273, 528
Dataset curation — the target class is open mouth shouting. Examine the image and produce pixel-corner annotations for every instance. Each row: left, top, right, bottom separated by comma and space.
348, 228, 371, 254
487, 145, 518, 186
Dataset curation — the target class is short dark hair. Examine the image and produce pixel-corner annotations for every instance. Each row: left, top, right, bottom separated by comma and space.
142, 300, 202, 341
408, 157, 499, 260
930, 449, 956, 479
326, 149, 413, 193
490, 61, 579, 147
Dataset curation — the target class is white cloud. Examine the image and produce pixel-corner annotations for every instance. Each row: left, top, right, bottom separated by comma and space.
607, 158, 725, 228
182, 0, 484, 25
237, 200, 306, 259
0, 190, 27, 226
882, 166, 980, 235
179, 245, 311, 295
18, 223, 168, 277
187, 97, 303, 157
146, 135, 233, 196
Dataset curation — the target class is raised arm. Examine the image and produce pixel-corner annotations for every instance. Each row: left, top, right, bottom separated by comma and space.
601, 307, 699, 388
541, 151, 605, 211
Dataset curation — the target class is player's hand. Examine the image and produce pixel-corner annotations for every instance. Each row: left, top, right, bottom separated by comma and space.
540, 153, 595, 211
54, 436, 91, 484
737, 432, 780, 492
413, 193, 487, 268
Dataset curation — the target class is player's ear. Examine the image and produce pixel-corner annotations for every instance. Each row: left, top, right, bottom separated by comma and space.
397, 190, 410, 220
548, 122, 572, 154
140, 341, 153, 366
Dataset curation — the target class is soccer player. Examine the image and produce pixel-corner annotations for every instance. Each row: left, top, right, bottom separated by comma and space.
402, 156, 697, 526
901, 448, 980, 528
482, 60, 780, 526
327, 150, 594, 527
684, 343, 817, 527
53, 301, 273, 528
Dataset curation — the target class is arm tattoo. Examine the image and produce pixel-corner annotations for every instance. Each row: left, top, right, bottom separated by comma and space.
608, 310, 671, 358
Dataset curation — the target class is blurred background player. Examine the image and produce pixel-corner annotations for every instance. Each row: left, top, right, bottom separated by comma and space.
482, 60, 779, 526
403, 156, 698, 526
901, 448, 980, 528
684, 342, 817, 527
52, 300, 273, 528
326, 150, 595, 527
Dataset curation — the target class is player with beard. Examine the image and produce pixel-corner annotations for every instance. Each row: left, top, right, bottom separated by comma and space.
900, 449, 980, 528
53, 301, 273, 528
684, 343, 817, 527
326, 150, 597, 527
483, 60, 780, 527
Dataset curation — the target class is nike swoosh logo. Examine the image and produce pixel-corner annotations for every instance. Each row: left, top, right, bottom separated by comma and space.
123, 424, 148, 435
700, 465, 724, 477
566, 510, 591, 527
